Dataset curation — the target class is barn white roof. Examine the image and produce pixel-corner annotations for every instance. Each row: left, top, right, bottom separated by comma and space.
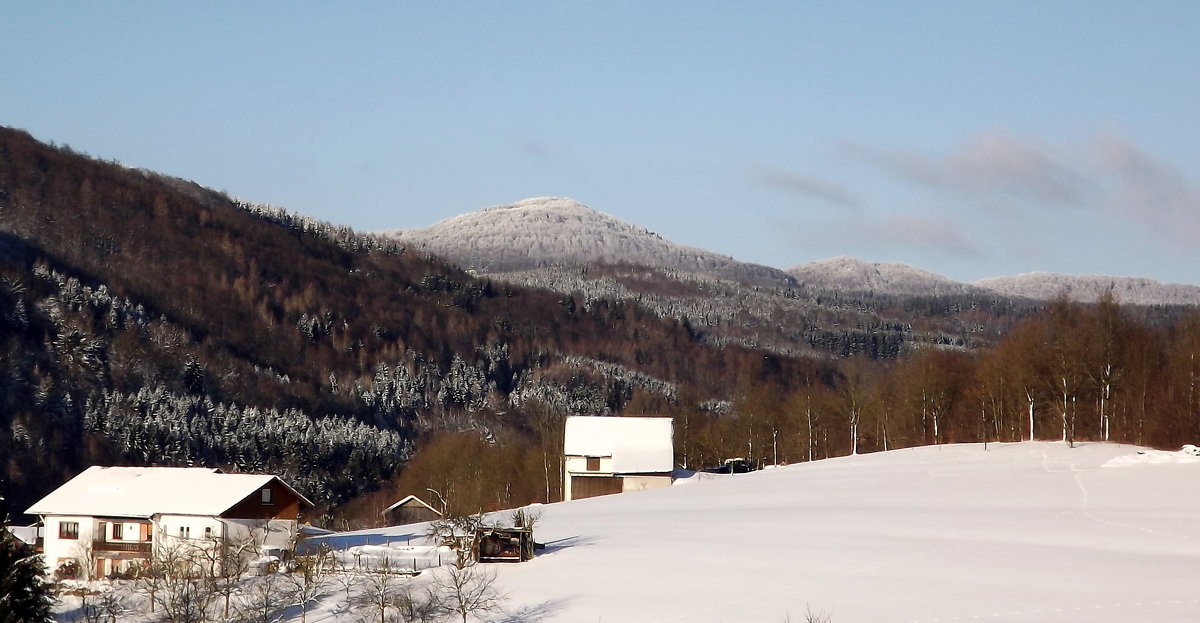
382, 494, 442, 515
25, 466, 312, 519
564, 416, 674, 473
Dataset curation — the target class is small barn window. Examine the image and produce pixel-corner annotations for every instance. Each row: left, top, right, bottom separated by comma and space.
586, 457, 600, 471
59, 521, 79, 540
261, 488, 273, 505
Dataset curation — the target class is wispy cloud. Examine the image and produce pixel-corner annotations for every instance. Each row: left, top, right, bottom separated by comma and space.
780, 211, 981, 260
516, 138, 555, 159
1095, 133, 1200, 245
846, 132, 1088, 209
750, 164, 860, 209
861, 215, 980, 257
849, 131, 1200, 247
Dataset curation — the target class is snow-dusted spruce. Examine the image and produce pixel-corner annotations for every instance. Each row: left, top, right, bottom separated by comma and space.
83, 388, 412, 506
1, 497, 54, 623
235, 199, 404, 257
483, 262, 936, 357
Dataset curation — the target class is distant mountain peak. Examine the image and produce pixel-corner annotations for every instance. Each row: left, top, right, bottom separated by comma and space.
382, 198, 793, 286
974, 273, 1200, 305
487, 196, 588, 210
787, 257, 983, 297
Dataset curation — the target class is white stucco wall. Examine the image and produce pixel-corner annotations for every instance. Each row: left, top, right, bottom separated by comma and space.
564, 455, 614, 474
156, 514, 226, 545
42, 515, 96, 575
153, 514, 229, 572
224, 518, 297, 552
621, 475, 673, 493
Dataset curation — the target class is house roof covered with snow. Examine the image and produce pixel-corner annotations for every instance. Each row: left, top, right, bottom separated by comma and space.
564, 415, 674, 473
25, 466, 313, 519
382, 495, 442, 516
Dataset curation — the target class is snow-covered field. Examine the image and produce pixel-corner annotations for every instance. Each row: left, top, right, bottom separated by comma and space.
54, 442, 1200, 622
491, 441, 1199, 622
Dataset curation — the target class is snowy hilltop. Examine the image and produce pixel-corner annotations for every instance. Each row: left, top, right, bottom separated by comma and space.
975, 272, 1200, 305
382, 197, 796, 287
787, 256, 991, 298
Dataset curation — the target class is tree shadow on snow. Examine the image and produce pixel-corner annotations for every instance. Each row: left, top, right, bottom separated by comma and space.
537, 535, 597, 556
302, 530, 423, 553
492, 596, 576, 622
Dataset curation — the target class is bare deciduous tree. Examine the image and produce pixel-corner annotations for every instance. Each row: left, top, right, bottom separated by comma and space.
139, 539, 229, 623
233, 573, 290, 623
509, 506, 543, 531
78, 589, 129, 623
431, 563, 506, 623
288, 543, 332, 623
196, 527, 260, 621
351, 557, 403, 623
426, 512, 489, 570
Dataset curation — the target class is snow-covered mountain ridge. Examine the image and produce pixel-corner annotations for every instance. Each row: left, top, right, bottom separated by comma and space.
786, 256, 992, 298
383, 197, 795, 287
384, 197, 1200, 305
975, 272, 1200, 306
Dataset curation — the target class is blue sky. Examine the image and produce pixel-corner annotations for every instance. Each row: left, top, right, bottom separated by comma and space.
4, 2, 1199, 284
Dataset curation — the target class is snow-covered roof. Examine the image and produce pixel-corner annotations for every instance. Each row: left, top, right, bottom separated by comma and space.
564, 416, 674, 473
25, 466, 313, 519
382, 495, 442, 516
5, 524, 41, 545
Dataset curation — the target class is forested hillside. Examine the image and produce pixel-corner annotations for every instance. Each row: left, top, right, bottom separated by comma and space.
0, 127, 822, 519
2, 127, 1198, 529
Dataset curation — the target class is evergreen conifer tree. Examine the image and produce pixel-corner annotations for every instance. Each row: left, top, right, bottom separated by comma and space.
0, 496, 54, 623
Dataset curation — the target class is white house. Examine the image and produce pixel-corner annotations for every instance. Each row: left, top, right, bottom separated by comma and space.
563, 415, 675, 501
25, 466, 314, 578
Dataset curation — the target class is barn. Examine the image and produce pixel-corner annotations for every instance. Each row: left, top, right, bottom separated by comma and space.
563, 416, 674, 501
381, 495, 443, 526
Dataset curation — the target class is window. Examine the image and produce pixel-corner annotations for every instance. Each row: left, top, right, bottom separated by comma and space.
261, 488, 273, 505
178, 526, 190, 539
112, 523, 123, 540
59, 521, 79, 540
586, 457, 600, 471
204, 526, 213, 539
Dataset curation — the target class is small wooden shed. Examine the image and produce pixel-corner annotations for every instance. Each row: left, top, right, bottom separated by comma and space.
476, 526, 535, 563
382, 495, 443, 526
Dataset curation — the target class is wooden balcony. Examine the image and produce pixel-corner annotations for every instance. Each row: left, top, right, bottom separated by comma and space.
93, 540, 152, 554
